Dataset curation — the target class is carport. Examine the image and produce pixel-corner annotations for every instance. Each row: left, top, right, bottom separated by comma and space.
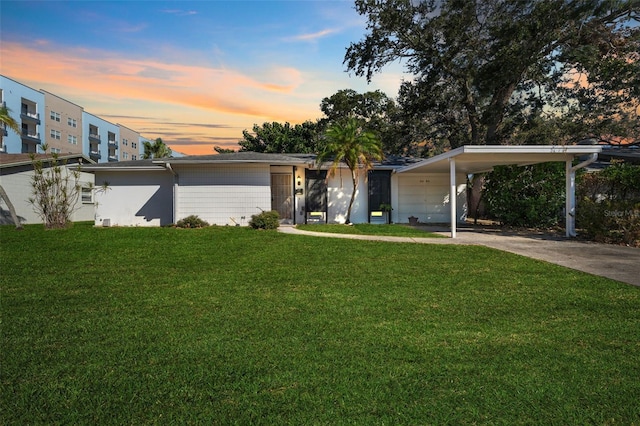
396, 145, 603, 238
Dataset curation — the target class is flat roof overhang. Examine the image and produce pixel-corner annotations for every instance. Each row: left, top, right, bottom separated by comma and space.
396, 145, 603, 175
394, 145, 603, 239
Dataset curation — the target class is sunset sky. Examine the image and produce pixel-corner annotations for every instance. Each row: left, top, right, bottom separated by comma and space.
1, 1, 407, 155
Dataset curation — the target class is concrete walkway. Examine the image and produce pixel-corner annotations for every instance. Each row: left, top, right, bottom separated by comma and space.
278, 226, 640, 287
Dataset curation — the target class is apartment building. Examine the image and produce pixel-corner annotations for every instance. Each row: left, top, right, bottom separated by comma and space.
0, 75, 147, 162
1, 75, 45, 154
119, 124, 141, 161
42, 90, 83, 155
83, 112, 119, 163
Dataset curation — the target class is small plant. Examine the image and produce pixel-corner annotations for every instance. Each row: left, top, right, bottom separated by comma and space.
249, 210, 280, 230
176, 215, 209, 228
379, 203, 392, 212
29, 145, 87, 229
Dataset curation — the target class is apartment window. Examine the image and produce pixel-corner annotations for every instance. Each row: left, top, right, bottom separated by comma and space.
122, 152, 129, 160
50, 129, 61, 140
67, 118, 77, 128
131, 142, 137, 149
122, 138, 128, 146
68, 135, 78, 145
51, 147, 61, 154
81, 187, 93, 204
132, 155, 137, 161
50, 111, 61, 122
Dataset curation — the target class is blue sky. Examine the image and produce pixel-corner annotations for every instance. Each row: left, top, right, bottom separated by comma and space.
1, 1, 406, 154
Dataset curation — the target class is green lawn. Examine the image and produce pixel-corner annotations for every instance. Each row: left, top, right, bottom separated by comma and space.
2, 224, 639, 424
297, 223, 446, 237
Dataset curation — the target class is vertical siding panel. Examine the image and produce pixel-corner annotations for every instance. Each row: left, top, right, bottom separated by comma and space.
175, 164, 271, 225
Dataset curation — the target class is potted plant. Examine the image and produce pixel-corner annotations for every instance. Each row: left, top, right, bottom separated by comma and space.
379, 203, 393, 224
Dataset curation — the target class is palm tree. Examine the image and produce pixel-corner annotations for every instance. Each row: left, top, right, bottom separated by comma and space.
0, 105, 23, 229
317, 118, 383, 224
142, 137, 172, 159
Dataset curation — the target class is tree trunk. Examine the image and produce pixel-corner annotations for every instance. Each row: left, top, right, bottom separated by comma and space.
346, 169, 358, 224
0, 184, 23, 230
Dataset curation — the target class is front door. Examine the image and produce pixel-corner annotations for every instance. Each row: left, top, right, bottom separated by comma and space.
271, 173, 293, 223
305, 170, 327, 223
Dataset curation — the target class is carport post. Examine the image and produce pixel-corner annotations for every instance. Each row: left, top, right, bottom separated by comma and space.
450, 158, 457, 238
565, 159, 575, 238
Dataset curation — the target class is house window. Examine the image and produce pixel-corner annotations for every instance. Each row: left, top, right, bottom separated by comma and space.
122, 152, 129, 160
131, 142, 137, 149
50, 111, 60, 122
122, 138, 128, 146
50, 129, 61, 140
132, 155, 137, 161
67, 118, 77, 128
81, 187, 93, 204
51, 147, 61, 154
68, 135, 78, 145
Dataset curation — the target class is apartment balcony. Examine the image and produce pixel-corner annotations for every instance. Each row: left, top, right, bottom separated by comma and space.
2, 127, 7, 137
108, 139, 118, 148
20, 111, 41, 125
89, 133, 101, 143
21, 130, 41, 145
108, 155, 118, 162
89, 150, 102, 160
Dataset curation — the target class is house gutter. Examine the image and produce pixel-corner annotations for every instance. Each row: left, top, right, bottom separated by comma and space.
565, 153, 598, 238
165, 162, 177, 225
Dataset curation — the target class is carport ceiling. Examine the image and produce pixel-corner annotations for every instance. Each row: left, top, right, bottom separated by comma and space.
397, 145, 603, 174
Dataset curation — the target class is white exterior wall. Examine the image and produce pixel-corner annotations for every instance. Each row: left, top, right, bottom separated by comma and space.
394, 173, 467, 224
0, 167, 95, 225
325, 168, 368, 224
93, 170, 173, 227
175, 164, 271, 226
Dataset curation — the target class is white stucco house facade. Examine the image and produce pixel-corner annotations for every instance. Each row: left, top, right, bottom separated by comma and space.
82, 145, 602, 237
0, 153, 96, 225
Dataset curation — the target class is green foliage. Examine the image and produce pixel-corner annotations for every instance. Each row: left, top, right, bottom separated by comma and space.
176, 215, 210, 228
249, 210, 280, 229
28, 146, 84, 229
1, 225, 638, 424
577, 162, 640, 246
142, 137, 172, 159
239, 121, 325, 153
346, 0, 640, 153
483, 163, 565, 227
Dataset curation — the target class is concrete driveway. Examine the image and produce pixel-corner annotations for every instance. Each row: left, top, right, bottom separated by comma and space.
278, 226, 640, 287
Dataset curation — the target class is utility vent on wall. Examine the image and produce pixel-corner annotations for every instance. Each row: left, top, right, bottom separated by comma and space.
102, 219, 111, 227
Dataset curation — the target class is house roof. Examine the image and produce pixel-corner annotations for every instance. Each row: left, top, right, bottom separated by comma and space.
397, 145, 603, 174
0, 153, 94, 169
75, 145, 608, 174
153, 151, 317, 165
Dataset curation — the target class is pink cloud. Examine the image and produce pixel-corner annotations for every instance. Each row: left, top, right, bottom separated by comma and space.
1, 41, 327, 154
1, 41, 314, 122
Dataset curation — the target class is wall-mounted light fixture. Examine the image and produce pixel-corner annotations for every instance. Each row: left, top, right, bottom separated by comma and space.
296, 175, 302, 187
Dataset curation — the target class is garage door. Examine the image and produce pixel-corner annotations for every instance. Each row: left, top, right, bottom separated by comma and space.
397, 174, 450, 223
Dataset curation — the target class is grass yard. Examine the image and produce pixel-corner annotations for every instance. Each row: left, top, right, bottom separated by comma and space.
1, 223, 639, 424
297, 223, 446, 237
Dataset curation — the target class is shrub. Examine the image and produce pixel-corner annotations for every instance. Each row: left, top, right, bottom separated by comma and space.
249, 210, 280, 230
483, 163, 565, 227
577, 162, 640, 246
176, 215, 209, 228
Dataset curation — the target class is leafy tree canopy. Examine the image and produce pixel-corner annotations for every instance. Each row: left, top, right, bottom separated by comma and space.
345, 0, 640, 152
320, 89, 410, 155
142, 138, 172, 159
238, 121, 325, 153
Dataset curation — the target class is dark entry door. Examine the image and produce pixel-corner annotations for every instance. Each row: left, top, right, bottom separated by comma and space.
305, 170, 327, 223
368, 170, 392, 223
